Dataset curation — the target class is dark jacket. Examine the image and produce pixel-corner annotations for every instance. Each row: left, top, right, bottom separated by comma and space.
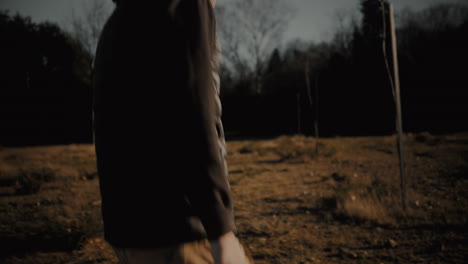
92, 0, 235, 248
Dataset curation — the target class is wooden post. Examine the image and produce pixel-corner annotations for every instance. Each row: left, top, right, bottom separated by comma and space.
388, 3, 407, 211
297, 92, 301, 134
314, 73, 320, 155
304, 56, 320, 154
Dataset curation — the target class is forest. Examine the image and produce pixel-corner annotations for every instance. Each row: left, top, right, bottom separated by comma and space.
0, 0, 467, 146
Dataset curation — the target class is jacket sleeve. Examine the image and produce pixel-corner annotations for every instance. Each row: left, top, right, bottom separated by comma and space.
179, 0, 236, 240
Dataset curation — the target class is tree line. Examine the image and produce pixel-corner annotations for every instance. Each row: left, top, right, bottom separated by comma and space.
0, 11, 92, 146
0, 0, 467, 146
218, 0, 468, 138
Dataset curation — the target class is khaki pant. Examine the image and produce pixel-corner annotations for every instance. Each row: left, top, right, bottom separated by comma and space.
112, 239, 253, 264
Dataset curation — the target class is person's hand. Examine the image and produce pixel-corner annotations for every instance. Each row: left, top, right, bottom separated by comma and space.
210, 0, 217, 7
209, 231, 249, 264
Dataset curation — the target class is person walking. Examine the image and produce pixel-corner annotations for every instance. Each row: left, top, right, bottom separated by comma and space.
92, 0, 252, 263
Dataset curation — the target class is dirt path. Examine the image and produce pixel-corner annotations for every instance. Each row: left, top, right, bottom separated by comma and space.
1, 132, 467, 263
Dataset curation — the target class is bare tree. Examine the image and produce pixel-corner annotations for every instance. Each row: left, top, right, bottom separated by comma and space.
331, 9, 359, 56
397, 2, 468, 32
66, 0, 114, 64
216, 0, 295, 94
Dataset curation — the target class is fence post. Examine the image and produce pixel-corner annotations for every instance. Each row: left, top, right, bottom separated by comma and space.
388, 2, 407, 211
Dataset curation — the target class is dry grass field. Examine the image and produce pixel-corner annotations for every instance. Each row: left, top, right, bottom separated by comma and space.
1, 132, 467, 264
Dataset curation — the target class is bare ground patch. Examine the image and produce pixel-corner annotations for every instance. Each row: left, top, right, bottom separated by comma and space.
1, 132, 468, 263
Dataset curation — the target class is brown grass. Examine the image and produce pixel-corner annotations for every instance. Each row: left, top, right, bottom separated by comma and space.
1, 132, 468, 264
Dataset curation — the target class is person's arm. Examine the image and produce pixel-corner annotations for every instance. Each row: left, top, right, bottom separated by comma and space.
181, 0, 235, 240
181, 1, 250, 263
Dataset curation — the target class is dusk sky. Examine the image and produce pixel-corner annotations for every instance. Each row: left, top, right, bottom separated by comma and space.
0, 0, 465, 43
